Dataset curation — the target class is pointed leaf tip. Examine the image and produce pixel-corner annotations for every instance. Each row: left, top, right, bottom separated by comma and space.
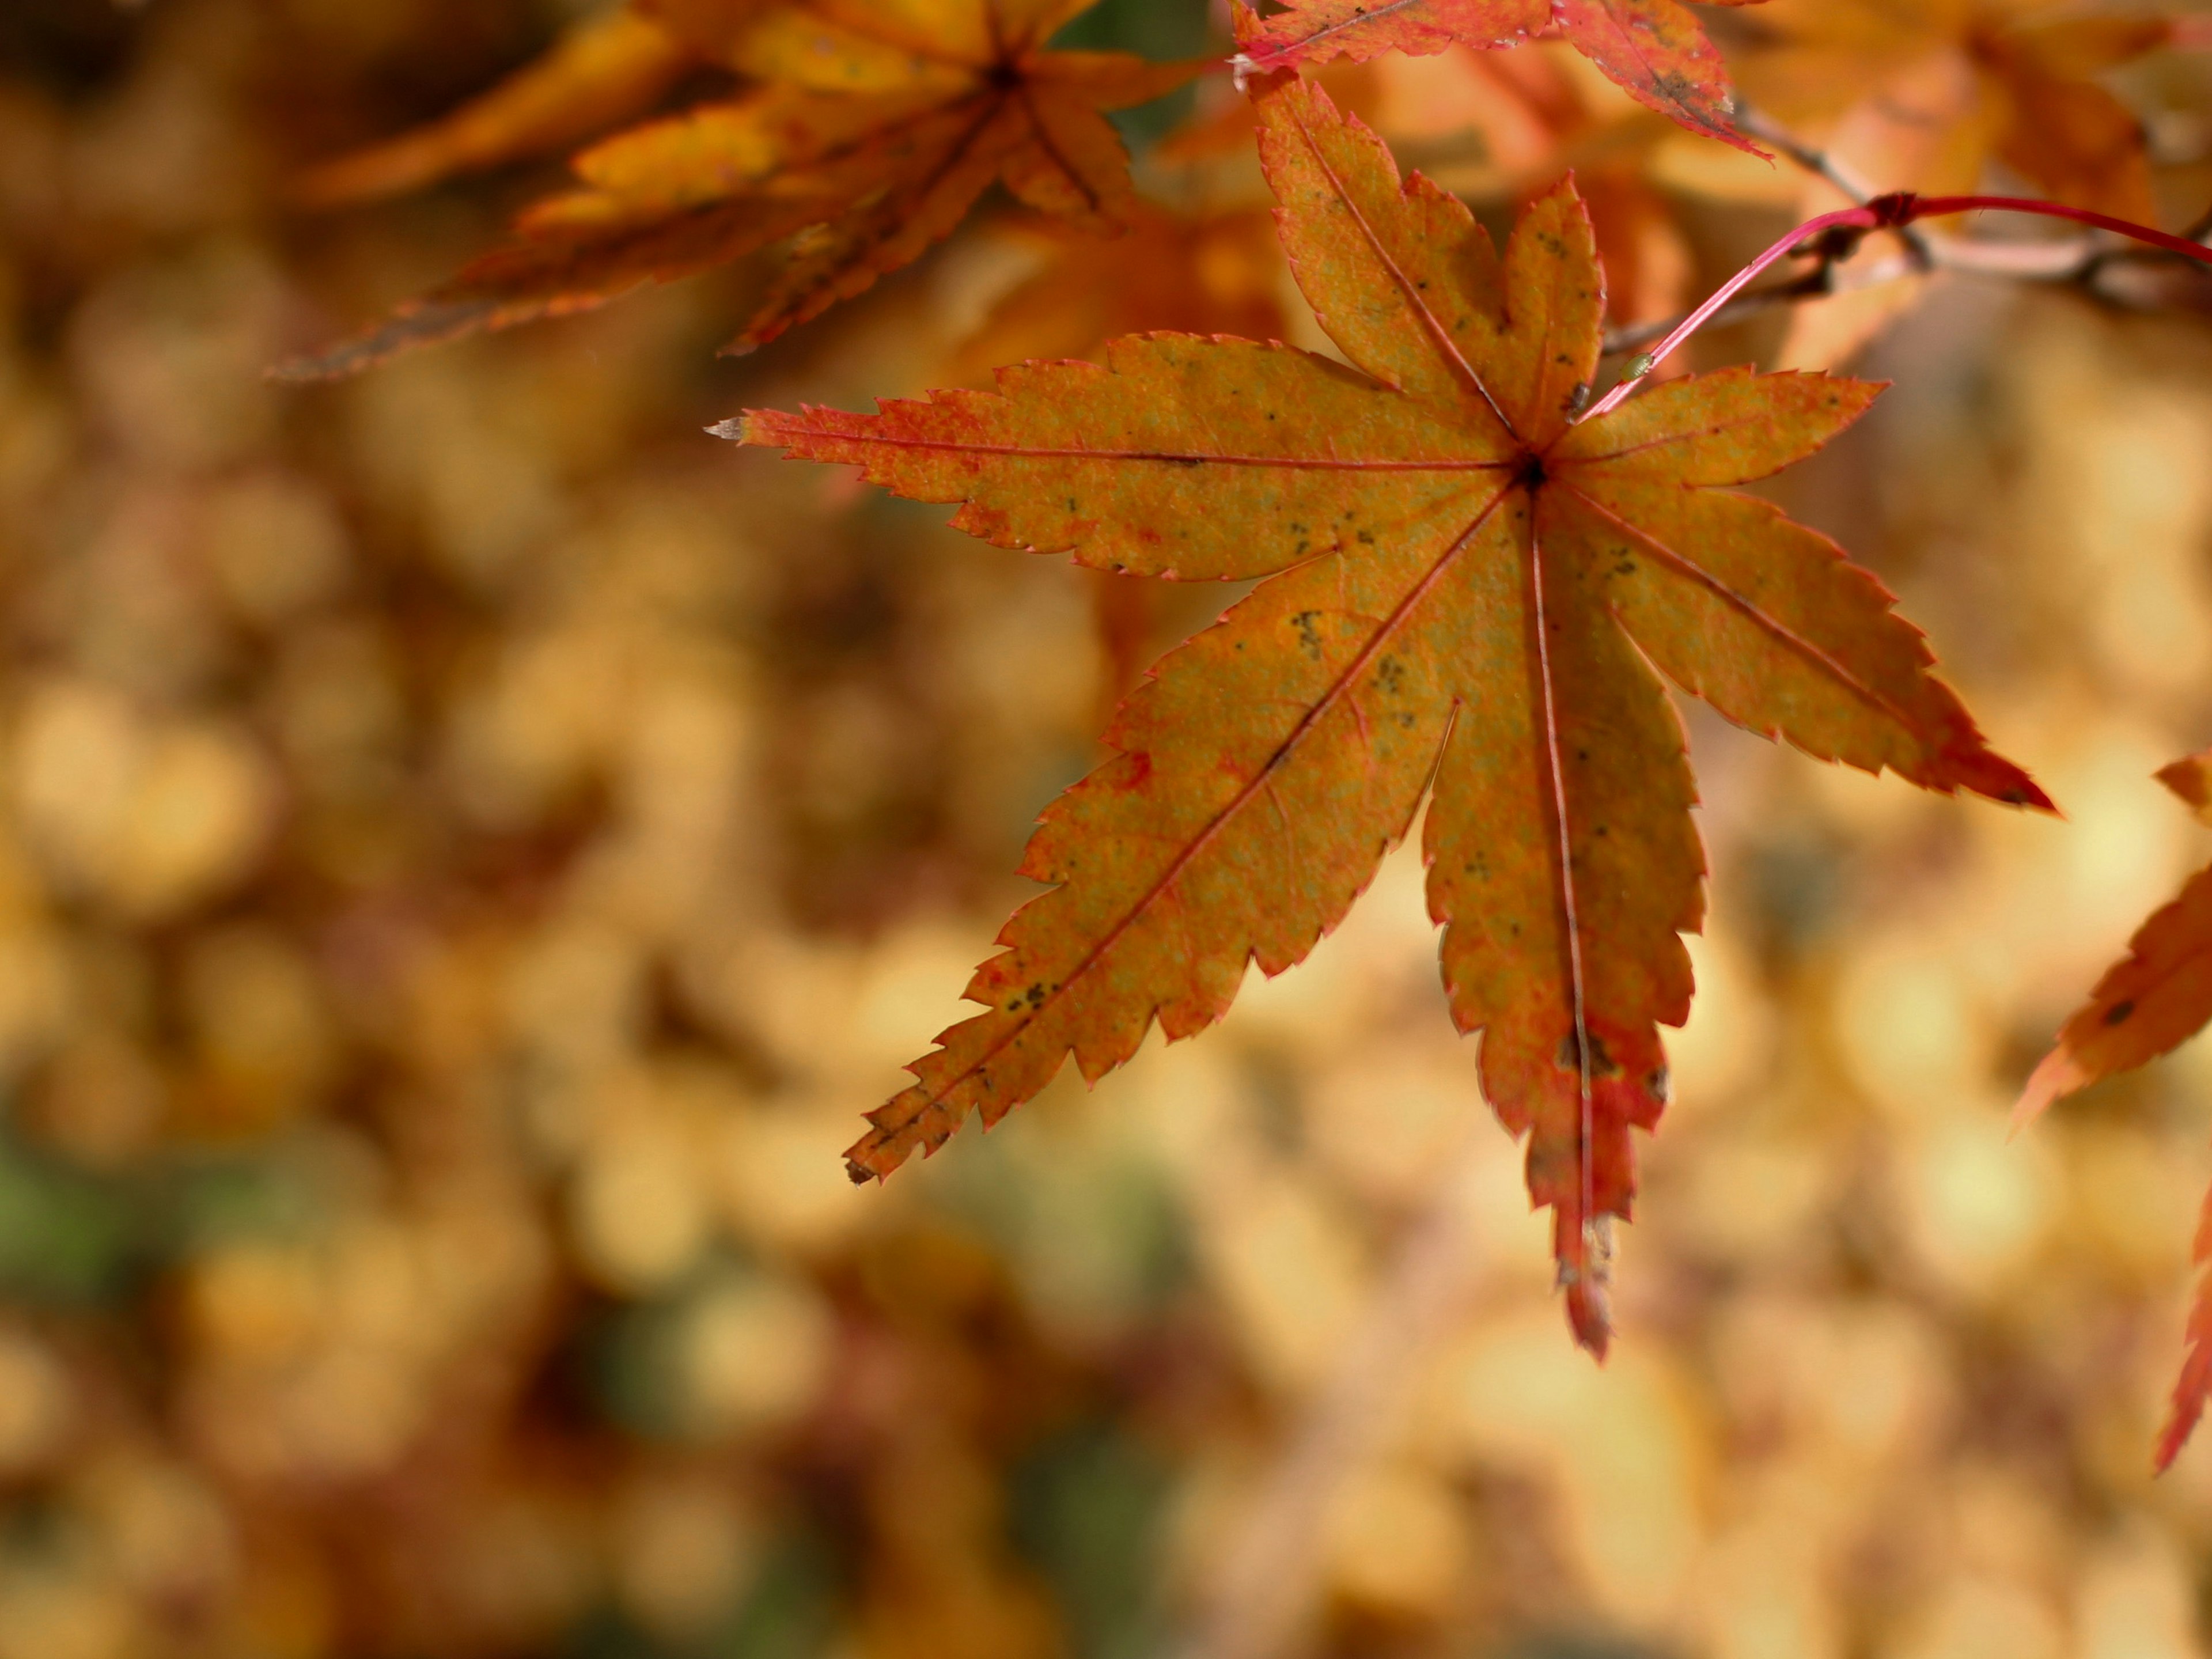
1567, 1278, 1612, 1360
2156, 1256, 2212, 1470
2157, 748, 2212, 824
2011, 1046, 2088, 1135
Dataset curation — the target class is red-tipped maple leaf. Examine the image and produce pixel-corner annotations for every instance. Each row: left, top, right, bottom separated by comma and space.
2017, 747, 2212, 1469
733, 74, 2048, 1352
1231, 0, 1771, 153
279, 0, 1199, 378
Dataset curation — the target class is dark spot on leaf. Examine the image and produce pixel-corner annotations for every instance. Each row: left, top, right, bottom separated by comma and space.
2105, 999, 2137, 1027
1557, 1031, 1619, 1075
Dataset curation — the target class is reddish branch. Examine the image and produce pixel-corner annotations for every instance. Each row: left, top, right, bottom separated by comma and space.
1587, 191, 2212, 421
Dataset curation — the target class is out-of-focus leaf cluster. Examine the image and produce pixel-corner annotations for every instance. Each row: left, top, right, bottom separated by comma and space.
2, 3, 2212, 1659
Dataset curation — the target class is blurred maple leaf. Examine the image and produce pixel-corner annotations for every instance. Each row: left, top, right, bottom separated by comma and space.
291, 5, 704, 206
1230, 0, 1771, 153
2016, 747, 2212, 1469
281, 0, 1201, 377
736, 74, 2049, 1352
1740, 1, 2178, 221
952, 204, 1286, 382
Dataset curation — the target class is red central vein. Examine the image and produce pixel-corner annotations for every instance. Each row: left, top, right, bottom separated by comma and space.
783, 431, 1517, 472
1524, 509, 1596, 1271
1281, 98, 1520, 444
1558, 480, 1933, 737
881, 483, 1517, 1128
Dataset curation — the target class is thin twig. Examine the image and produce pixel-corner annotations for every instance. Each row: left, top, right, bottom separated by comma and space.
1586, 192, 2212, 421
1597, 107, 2212, 366
1736, 100, 1934, 266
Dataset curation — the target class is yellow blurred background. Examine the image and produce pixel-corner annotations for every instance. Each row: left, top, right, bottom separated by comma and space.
4, 2, 2212, 1657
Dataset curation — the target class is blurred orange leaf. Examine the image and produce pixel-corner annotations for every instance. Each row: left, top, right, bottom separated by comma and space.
281, 0, 1202, 377
2017, 749, 2212, 1131
953, 205, 1285, 382
2017, 747, 2212, 1469
1231, 0, 1770, 152
737, 74, 2047, 1353
1742, 2, 2176, 221
292, 6, 701, 206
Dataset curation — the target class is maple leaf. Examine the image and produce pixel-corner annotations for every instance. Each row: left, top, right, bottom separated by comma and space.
1740, 2, 2175, 222
1229, 0, 1772, 153
2016, 747, 2212, 1469
279, 0, 1200, 378
732, 74, 2050, 1351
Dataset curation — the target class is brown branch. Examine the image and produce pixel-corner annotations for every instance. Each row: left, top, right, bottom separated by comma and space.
1734, 100, 1934, 265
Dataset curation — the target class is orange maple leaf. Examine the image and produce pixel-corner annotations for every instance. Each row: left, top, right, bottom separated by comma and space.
1230, 0, 1771, 153
2016, 747, 2212, 1469
737, 75, 2050, 1351
281, 0, 1200, 378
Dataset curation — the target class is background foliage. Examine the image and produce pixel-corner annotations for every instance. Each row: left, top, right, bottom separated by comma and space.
5, 2, 2212, 1657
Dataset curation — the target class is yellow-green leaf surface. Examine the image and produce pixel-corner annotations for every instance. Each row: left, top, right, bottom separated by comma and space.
736, 74, 2050, 1351
279, 0, 1199, 378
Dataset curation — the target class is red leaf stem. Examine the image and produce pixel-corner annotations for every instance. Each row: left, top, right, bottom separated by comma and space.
1581, 192, 2212, 422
